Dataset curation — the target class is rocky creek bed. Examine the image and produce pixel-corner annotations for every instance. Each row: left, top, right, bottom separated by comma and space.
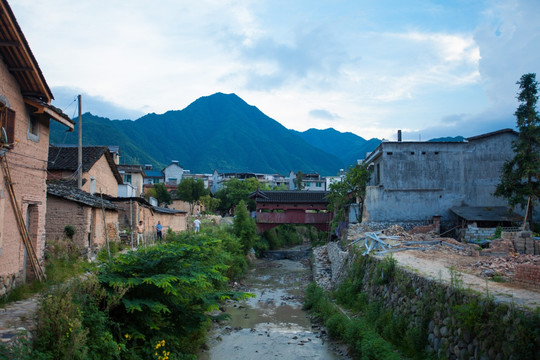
198, 256, 350, 360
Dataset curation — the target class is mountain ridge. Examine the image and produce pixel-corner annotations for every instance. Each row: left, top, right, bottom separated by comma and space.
50, 93, 380, 175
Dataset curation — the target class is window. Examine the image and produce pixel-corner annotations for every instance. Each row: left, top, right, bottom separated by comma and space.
316, 182, 322, 187
305, 182, 311, 187
27, 114, 40, 142
0, 105, 15, 148
124, 174, 132, 184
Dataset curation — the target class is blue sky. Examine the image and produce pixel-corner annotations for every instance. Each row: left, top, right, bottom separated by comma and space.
11, 0, 540, 140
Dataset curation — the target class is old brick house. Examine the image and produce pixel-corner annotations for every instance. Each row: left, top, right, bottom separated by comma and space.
46, 182, 119, 256
0, 0, 74, 293
48, 145, 123, 197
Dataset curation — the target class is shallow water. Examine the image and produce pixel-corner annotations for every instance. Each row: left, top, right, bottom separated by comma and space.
198, 258, 349, 360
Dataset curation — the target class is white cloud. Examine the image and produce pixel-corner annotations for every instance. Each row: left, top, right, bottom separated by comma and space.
9, 0, 539, 141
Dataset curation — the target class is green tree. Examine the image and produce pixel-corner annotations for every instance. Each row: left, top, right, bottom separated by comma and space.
177, 178, 209, 214
294, 171, 304, 190
199, 194, 221, 214
233, 200, 258, 253
495, 73, 540, 230
147, 183, 171, 205
215, 178, 259, 214
99, 232, 249, 357
326, 163, 371, 225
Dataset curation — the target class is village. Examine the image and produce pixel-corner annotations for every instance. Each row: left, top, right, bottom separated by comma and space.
0, 0, 539, 359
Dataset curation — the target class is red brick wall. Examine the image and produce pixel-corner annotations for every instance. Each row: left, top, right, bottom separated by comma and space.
0, 59, 50, 286
513, 264, 540, 290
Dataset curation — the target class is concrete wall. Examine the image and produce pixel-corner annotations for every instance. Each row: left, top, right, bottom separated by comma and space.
363, 134, 516, 223
0, 59, 50, 288
163, 162, 183, 185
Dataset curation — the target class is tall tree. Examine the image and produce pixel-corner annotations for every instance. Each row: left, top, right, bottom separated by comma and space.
495, 73, 540, 230
177, 178, 209, 214
147, 183, 172, 205
215, 178, 259, 214
233, 200, 258, 253
294, 171, 304, 190
326, 163, 371, 225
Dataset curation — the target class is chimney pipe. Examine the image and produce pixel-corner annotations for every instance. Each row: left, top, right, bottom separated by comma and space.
397, 130, 402, 142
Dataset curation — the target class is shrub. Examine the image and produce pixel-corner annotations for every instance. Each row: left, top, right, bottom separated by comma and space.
64, 225, 76, 239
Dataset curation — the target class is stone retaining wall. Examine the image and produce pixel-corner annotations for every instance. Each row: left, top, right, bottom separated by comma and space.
319, 243, 540, 359
461, 226, 497, 242
0, 272, 21, 297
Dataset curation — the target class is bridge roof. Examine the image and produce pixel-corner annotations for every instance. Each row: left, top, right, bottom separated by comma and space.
250, 190, 329, 204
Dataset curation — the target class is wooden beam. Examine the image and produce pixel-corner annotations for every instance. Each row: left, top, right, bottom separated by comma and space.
9, 67, 32, 72
0, 41, 19, 47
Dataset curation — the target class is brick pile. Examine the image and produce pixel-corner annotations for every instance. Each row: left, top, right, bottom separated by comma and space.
514, 263, 540, 290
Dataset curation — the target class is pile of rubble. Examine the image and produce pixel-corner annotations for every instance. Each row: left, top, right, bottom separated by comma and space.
467, 253, 540, 280
346, 224, 478, 257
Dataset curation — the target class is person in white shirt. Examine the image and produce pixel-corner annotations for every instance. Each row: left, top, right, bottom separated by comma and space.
194, 218, 201, 233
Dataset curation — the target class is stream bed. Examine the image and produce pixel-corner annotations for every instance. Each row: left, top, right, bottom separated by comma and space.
198, 257, 350, 360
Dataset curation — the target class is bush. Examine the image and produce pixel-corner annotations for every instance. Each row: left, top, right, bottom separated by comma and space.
64, 225, 76, 239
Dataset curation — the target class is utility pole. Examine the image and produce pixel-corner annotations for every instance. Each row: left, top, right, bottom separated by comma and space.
77, 94, 82, 189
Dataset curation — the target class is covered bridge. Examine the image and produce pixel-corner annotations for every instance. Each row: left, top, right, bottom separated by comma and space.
249, 190, 332, 233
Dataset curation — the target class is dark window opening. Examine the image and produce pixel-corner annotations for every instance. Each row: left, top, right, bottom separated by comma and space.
0, 105, 15, 148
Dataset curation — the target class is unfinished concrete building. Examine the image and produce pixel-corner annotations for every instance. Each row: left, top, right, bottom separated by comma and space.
362, 129, 520, 227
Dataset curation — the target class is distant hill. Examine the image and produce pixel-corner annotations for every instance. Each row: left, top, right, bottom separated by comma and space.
293, 128, 380, 168
428, 136, 466, 142
50, 93, 355, 175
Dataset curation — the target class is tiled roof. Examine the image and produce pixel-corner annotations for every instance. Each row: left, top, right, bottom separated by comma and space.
103, 195, 187, 214
250, 190, 329, 203
117, 164, 144, 174
0, 0, 51, 102
47, 182, 119, 210
48, 145, 123, 184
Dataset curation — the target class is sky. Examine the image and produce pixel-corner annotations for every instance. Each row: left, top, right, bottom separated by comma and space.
10, 0, 540, 141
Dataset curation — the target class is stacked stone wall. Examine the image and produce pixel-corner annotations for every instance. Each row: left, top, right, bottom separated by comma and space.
320, 243, 540, 359
358, 256, 539, 359
462, 226, 497, 242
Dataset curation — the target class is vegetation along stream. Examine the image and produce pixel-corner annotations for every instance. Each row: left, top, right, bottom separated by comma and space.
199, 251, 350, 360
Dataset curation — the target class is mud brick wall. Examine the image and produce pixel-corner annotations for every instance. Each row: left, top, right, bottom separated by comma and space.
513, 264, 540, 290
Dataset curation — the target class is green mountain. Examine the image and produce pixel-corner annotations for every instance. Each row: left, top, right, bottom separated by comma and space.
292, 128, 380, 168
428, 136, 466, 142
50, 93, 347, 175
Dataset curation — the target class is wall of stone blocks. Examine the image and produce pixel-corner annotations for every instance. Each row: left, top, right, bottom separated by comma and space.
510, 231, 540, 255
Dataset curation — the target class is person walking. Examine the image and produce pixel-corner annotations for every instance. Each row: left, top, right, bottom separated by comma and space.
156, 221, 163, 241
193, 217, 201, 233
136, 220, 144, 246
